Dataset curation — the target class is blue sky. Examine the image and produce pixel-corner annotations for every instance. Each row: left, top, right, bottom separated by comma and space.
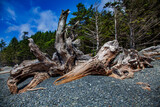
0, 0, 110, 45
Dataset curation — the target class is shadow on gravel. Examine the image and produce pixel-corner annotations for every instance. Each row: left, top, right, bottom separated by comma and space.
17, 77, 33, 90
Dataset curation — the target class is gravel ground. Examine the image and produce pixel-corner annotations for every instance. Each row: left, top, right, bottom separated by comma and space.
0, 60, 160, 107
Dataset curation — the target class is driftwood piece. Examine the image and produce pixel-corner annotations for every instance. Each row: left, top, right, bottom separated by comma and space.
54, 40, 119, 85
139, 45, 160, 60
54, 40, 159, 85
0, 70, 10, 74
7, 60, 51, 93
7, 9, 160, 94
136, 82, 151, 91
27, 87, 46, 91
0, 66, 12, 74
7, 9, 90, 94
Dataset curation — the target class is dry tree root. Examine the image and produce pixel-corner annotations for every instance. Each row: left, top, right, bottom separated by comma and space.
136, 82, 151, 91
7, 9, 90, 94
0, 71, 10, 74
54, 40, 120, 85
54, 41, 159, 85
7, 60, 51, 94
7, 9, 160, 94
27, 87, 46, 91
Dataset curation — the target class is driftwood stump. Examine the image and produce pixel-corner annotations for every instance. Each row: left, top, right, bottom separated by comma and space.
54, 41, 160, 85
7, 9, 160, 94
7, 9, 90, 94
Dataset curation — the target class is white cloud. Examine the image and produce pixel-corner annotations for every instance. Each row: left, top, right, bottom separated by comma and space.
5, 36, 9, 39
34, 9, 58, 32
7, 24, 34, 39
6, 7, 58, 40
84, 2, 91, 9
0, 37, 4, 40
98, 0, 113, 11
19, 24, 34, 39
1, 1, 16, 21
6, 7, 16, 21
7, 25, 18, 32
32, 7, 40, 14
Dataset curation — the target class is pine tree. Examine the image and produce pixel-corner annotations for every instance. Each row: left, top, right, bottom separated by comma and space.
0, 39, 6, 51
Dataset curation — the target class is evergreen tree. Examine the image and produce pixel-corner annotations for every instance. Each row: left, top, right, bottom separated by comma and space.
104, 0, 160, 49
22, 31, 29, 40
69, 3, 94, 53
9, 37, 18, 48
0, 1, 159, 66
0, 39, 6, 51
84, 4, 113, 53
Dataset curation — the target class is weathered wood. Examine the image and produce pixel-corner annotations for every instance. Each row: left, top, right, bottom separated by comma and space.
139, 45, 160, 57
7, 9, 160, 94
0, 66, 12, 74
54, 40, 120, 85
7, 9, 90, 94
136, 82, 151, 91
0, 70, 10, 74
7, 60, 51, 94
54, 40, 159, 85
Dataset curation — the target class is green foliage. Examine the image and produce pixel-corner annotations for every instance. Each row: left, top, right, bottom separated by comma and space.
68, 3, 94, 53
69, 3, 115, 53
0, 1, 159, 66
103, 0, 160, 49
0, 31, 56, 66
0, 39, 6, 51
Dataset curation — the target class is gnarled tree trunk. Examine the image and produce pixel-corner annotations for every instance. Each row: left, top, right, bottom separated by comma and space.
7, 9, 90, 94
54, 41, 159, 85
7, 9, 160, 94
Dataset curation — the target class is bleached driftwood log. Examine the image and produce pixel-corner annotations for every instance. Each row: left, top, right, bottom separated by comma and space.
7, 9, 160, 94
7, 9, 90, 94
54, 41, 159, 85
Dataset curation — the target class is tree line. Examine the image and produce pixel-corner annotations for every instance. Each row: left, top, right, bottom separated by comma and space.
0, 0, 160, 66
0, 31, 56, 66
